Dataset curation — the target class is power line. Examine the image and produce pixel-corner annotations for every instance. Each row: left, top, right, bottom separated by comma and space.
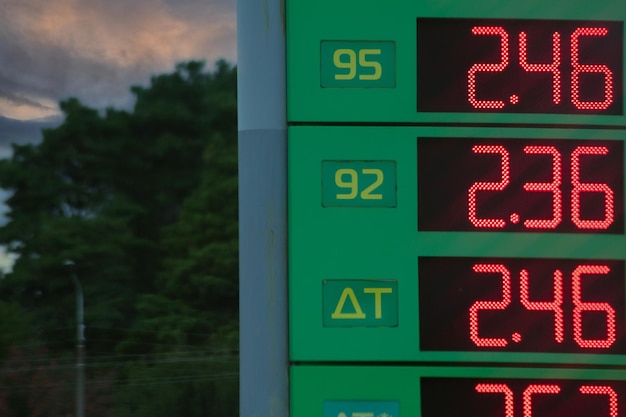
0, 371, 239, 392
0, 354, 238, 375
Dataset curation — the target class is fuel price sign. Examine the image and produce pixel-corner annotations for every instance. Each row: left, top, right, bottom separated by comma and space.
286, 0, 626, 414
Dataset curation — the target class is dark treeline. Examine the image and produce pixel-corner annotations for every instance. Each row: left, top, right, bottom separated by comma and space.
0, 60, 239, 417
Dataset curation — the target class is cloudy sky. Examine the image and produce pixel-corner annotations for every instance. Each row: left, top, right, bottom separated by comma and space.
0, 0, 236, 124
0, 0, 236, 271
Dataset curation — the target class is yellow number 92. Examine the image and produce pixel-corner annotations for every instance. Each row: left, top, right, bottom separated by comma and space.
335, 168, 384, 200
333, 48, 382, 81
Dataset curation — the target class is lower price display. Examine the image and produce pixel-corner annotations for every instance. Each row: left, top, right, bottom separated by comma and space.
291, 366, 626, 417
419, 257, 626, 353
421, 377, 625, 417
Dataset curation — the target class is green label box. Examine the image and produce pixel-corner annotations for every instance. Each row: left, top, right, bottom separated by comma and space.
323, 280, 398, 327
324, 401, 399, 417
320, 41, 396, 88
321, 161, 397, 208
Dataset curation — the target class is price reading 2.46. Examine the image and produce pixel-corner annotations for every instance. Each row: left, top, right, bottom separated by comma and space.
419, 257, 626, 354
467, 26, 614, 110
417, 18, 624, 114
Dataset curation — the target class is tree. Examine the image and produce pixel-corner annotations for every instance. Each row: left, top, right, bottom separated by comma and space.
114, 63, 239, 416
0, 60, 239, 416
0, 301, 34, 361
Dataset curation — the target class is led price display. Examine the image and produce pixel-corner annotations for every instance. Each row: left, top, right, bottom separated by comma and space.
417, 137, 624, 233
417, 18, 624, 114
419, 257, 626, 353
422, 377, 626, 417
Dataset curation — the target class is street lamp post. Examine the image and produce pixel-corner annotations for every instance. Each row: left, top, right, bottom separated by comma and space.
65, 260, 85, 417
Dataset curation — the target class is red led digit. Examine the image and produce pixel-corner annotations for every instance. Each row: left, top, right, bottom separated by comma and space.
475, 384, 514, 417
523, 384, 561, 417
469, 264, 511, 347
468, 26, 509, 109
579, 386, 619, 417
571, 146, 614, 230
520, 269, 564, 343
572, 265, 616, 349
424, 379, 626, 417
519, 32, 561, 104
468, 145, 510, 228
522, 146, 562, 229
571, 27, 614, 110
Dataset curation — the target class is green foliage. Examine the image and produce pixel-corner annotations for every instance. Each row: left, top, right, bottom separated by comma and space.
0, 60, 239, 416
0, 301, 34, 361
160, 132, 238, 314
0, 346, 115, 417
114, 350, 238, 417
0, 347, 74, 417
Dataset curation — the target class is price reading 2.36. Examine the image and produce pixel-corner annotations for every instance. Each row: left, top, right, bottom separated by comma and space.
418, 137, 624, 233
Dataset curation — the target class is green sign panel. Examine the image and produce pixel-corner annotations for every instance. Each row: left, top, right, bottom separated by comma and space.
288, 126, 626, 364
292, 366, 626, 417
287, 0, 626, 126
286, 0, 626, 414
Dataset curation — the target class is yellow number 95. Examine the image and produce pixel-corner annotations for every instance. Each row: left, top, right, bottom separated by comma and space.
333, 48, 382, 81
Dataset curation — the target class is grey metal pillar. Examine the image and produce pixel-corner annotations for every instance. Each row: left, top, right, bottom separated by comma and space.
237, 0, 288, 416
